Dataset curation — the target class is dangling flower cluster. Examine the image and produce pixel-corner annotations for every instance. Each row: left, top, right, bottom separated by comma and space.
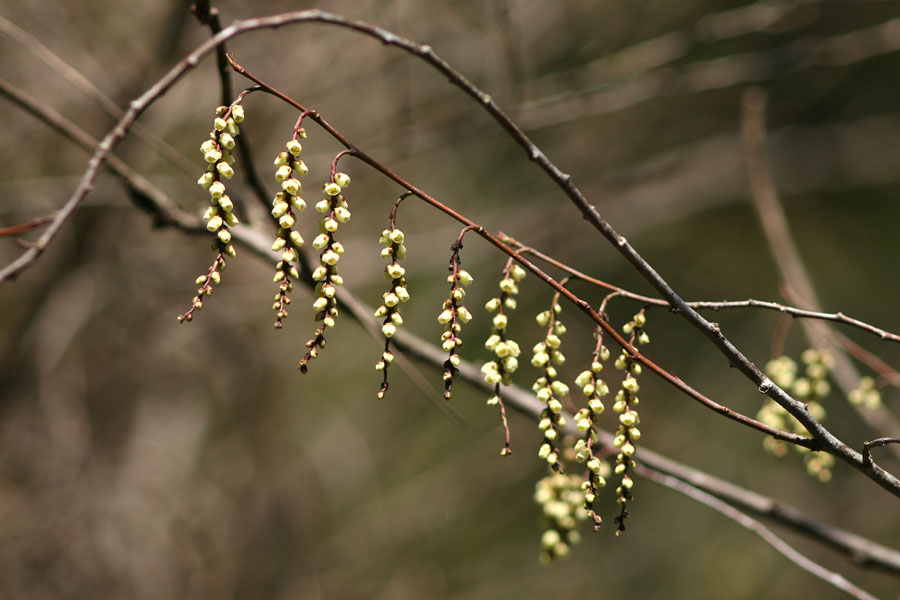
572, 327, 612, 530
270, 137, 309, 328
533, 472, 589, 563
438, 230, 475, 400
532, 298, 568, 471
757, 350, 834, 481
178, 103, 245, 323
374, 208, 411, 399
481, 262, 526, 455
612, 311, 647, 535
849, 376, 881, 409
298, 169, 352, 373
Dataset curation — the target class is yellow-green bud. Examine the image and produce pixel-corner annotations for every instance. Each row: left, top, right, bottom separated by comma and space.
286, 139, 302, 156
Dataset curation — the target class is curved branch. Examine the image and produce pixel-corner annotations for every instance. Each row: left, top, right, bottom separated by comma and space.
8, 80, 899, 579
0, 10, 895, 494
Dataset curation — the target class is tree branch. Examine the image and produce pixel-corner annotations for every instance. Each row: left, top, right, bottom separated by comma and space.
7, 77, 899, 580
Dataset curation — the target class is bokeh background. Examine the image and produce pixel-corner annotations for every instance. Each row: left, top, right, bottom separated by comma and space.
1, 0, 899, 598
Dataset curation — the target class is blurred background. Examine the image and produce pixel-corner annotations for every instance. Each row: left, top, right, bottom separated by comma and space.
1, 0, 899, 598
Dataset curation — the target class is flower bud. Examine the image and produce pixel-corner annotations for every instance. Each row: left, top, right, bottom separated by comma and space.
286, 139, 302, 156
334, 172, 351, 187
282, 178, 301, 195
323, 182, 341, 196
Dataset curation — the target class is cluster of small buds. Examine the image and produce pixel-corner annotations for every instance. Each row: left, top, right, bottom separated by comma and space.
438, 241, 474, 400
482, 263, 527, 455
611, 311, 647, 535
849, 376, 881, 408
270, 139, 309, 328
374, 223, 411, 399
482, 264, 526, 388
532, 301, 568, 471
758, 350, 834, 481
178, 104, 245, 323
533, 473, 589, 563
572, 329, 612, 530
298, 171, 352, 373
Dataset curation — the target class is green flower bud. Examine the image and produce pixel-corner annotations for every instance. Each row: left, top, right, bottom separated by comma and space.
271, 202, 290, 218
231, 104, 245, 123
286, 139, 302, 156
334, 172, 351, 187
334, 207, 351, 222
323, 182, 341, 196
282, 178, 301, 195
275, 165, 292, 182
290, 196, 306, 212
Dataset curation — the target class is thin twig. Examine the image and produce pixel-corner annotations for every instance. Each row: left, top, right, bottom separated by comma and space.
0, 215, 56, 237
863, 438, 900, 468
638, 465, 880, 600
505, 234, 900, 344
0, 14, 196, 176
226, 55, 812, 450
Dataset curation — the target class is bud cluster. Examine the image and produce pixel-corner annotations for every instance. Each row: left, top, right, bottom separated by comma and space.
758, 350, 835, 481
482, 264, 526, 389
481, 263, 527, 455
572, 328, 612, 530
298, 171, 352, 372
438, 243, 474, 400
611, 311, 647, 535
532, 301, 568, 471
374, 223, 411, 398
270, 138, 308, 328
533, 473, 589, 563
178, 104, 245, 323
849, 375, 881, 409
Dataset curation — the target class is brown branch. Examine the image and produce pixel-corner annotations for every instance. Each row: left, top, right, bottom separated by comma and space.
0, 215, 56, 238
638, 465, 880, 600
226, 55, 812, 450
9, 80, 899, 581
504, 234, 900, 344
1, 9, 895, 495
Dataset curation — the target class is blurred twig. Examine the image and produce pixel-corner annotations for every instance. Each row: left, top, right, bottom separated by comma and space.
638, 465, 880, 600
741, 87, 900, 461
0, 14, 197, 176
